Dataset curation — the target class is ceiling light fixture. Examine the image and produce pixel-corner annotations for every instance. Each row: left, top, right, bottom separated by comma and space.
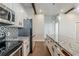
20, 9, 24, 13
39, 9, 42, 13
75, 5, 79, 12
60, 9, 64, 12
52, 3, 55, 5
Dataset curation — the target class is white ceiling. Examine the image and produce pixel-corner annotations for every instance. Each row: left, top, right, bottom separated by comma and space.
21, 3, 77, 16
21, 3, 34, 17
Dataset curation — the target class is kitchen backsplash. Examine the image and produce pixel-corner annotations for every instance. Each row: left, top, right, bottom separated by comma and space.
6, 27, 18, 40
0, 25, 18, 41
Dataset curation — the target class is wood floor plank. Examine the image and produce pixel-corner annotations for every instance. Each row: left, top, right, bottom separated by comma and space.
29, 41, 51, 56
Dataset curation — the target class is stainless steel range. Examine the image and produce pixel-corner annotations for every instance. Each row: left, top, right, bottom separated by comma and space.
0, 26, 18, 55
0, 26, 6, 54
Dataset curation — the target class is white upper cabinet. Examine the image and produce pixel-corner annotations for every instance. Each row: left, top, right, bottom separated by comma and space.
2, 3, 28, 27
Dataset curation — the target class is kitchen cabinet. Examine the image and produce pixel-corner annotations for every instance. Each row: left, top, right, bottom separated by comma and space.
45, 35, 72, 56
15, 18, 24, 28
45, 38, 54, 55
2, 3, 27, 27
22, 38, 30, 56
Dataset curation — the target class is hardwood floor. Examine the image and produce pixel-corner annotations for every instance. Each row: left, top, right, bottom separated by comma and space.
29, 41, 51, 56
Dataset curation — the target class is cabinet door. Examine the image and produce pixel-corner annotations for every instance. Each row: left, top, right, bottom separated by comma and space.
22, 40, 30, 56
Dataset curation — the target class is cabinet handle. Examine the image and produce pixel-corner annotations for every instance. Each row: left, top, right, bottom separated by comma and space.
55, 45, 57, 47
52, 46, 54, 52
26, 45, 28, 49
58, 54, 61, 56
19, 22, 22, 25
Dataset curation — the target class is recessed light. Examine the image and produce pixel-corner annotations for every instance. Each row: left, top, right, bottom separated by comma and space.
52, 3, 55, 5
57, 16, 61, 21
75, 6, 79, 12
39, 9, 42, 13
20, 9, 24, 13
60, 9, 64, 12
73, 4, 79, 12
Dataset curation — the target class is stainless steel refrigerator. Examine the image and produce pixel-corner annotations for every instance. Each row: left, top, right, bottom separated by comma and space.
18, 19, 32, 53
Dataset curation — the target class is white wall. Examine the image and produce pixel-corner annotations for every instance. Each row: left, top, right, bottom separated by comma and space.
55, 22, 59, 42
44, 16, 55, 39
76, 23, 79, 42
33, 14, 44, 41
57, 12, 79, 53
58, 14, 77, 47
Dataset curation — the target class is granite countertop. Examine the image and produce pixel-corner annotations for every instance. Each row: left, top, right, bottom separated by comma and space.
13, 34, 35, 41
47, 34, 58, 42
47, 35, 79, 56
59, 42, 79, 56
17, 35, 35, 41
18, 37, 29, 41
59, 42, 74, 55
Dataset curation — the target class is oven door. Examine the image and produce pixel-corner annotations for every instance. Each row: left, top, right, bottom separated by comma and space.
0, 27, 6, 54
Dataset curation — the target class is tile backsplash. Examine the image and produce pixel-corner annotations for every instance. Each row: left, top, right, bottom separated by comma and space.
6, 27, 18, 39
0, 25, 18, 41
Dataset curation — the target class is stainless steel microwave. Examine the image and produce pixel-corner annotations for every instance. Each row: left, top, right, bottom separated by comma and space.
0, 4, 15, 25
